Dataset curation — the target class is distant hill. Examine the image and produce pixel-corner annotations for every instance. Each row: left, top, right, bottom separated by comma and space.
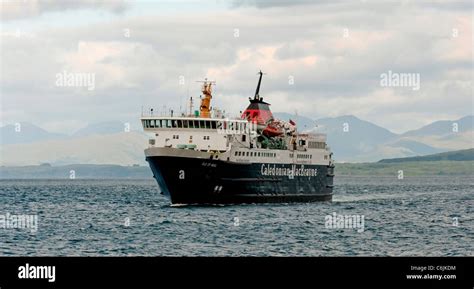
1, 161, 471, 178
310, 115, 398, 161
385, 139, 444, 155
0, 131, 149, 166
396, 116, 473, 152
336, 160, 473, 176
378, 148, 474, 163
402, 115, 473, 137
274, 114, 472, 162
72, 121, 130, 138
0, 122, 66, 145
0, 164, 152, 179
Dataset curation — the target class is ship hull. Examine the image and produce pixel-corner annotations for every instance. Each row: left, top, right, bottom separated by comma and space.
146, 153, 334, 205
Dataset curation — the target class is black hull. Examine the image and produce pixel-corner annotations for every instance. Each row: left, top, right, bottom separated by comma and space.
146, 156, 334, 205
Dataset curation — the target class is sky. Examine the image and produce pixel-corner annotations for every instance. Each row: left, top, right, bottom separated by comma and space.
0, 0, 472, 134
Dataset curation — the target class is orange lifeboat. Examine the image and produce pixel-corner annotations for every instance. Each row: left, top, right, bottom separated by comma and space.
263, 122, 284, 137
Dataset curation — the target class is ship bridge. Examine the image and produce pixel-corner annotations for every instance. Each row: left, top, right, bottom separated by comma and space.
141, 115, 254, 152
142, 79, 259, 152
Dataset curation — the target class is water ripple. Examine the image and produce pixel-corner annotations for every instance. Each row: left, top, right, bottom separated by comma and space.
0, 176, 472, 256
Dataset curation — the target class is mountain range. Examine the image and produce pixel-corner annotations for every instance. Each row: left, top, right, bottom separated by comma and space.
274, 113, 473, 162
378, 148, 474, 163
0, 115, 472, 165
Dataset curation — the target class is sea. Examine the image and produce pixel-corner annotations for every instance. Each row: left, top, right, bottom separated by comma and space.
0, 176, 472, 256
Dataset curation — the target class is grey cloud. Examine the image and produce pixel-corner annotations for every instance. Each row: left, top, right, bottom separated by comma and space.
1, 1, 471, 133
230, 0, 340, 9
1, 0, 128, 21
230, 0, 472, 12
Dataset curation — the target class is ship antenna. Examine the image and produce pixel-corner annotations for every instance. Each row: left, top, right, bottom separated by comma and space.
189, 96, 193, 116
254, 70, 265, 101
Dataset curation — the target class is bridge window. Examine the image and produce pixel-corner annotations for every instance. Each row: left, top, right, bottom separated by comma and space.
194, 120, 199, 128
308, 141, 326, 149
189, 121, 194, 128
211, 121, 217, 129
200, 120, 205, 129
177, 120, 183, 128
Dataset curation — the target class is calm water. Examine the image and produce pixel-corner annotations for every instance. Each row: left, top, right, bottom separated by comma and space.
0, 176, 472, 256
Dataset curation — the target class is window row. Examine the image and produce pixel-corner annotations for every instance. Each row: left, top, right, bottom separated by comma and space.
143, 119, 218, 129
308, 141, 326, 149
142, 119, 250, 130
297, 154, 312, 159
234, 151, 277, 158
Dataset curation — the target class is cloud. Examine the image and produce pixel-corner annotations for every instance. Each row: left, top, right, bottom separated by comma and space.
0, 0, 128, 21
0, 1, 472, 134
230, 0, 326, 9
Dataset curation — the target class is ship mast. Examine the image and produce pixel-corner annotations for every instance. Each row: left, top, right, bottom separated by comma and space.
254, 70, 264, 101
188, 97, 194, 116
197, 78, 215, 118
